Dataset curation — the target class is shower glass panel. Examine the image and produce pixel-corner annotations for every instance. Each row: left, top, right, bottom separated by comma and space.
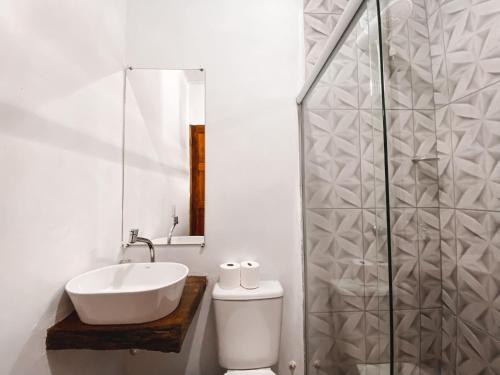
380, 0, 442, 374
300, 0, 444, 374
300, 1, 392, 374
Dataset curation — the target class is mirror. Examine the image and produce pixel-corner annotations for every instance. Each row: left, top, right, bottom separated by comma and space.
122, 68, 205, 246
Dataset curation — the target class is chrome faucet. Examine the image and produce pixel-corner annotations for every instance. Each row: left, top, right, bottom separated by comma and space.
128, 229, 155, 262
167, 215, 179, 245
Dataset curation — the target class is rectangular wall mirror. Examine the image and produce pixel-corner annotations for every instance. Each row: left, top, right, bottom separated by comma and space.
122, 68, 205, 246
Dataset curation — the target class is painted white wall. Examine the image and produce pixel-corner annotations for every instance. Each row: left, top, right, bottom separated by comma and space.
188, 82, 206, 125
0, 1, 127, 374
123, 69, 191, 239
0, 1, 304, 374
124, 1, 305, 375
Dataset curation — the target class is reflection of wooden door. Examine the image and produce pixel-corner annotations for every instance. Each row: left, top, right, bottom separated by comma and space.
190, 125, 205, 235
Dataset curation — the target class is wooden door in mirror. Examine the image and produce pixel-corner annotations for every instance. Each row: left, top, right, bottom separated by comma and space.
190, 125, 205, 236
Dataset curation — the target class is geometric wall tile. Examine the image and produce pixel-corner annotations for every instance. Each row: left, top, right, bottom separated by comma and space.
308, 311, 367, 374
363, 209, 390, 312
456, 319, 500, 375
387, 110, 417, 207
366, 310, 390, 364
302, 1, 474, 373
414, 111, 439, 207
440, 209, 457, 313
441, 308, 457, 375
305, 13, 341, 74
304, 0, 349, 14
408, 1, 435, 109
441, 0, 500, 102
420, 309, 442, 372
414, 111, 437, 159
394, 309, 420, 364
302, 4, 391, 371
304, 109, 362, 209
436, 105, 455, 208
381, 19, 413, 109
396, 362, 420, 375
360, 111, 378, 210
391, 208, 420, 310
424, 0, 440, 19
360, 110, 386, 209
357, 21, 383, 110
428, 6, 450, 107
307, 312, 337, 375
305, 30, 359, 109
379, 0, 416, 110
450, 83, 500, 210
306, 209, 364, 313
418, 208, 442, 309
415, 159, 439, 209
455, 209, 500, 338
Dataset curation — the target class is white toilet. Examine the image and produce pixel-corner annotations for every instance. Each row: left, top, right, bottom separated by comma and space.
212, 280, 284, 375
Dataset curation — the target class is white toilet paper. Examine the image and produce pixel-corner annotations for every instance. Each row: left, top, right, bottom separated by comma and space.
218, 262, 241, 289
240, 261, 260, 289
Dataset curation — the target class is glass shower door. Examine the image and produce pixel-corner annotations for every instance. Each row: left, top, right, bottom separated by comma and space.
300, 1, 392, 374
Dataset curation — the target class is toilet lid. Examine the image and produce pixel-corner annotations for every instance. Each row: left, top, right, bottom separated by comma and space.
226, 369, 275, 375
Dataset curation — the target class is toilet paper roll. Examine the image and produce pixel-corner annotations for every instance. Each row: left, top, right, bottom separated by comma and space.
219, 262, 241, 289
240, 261, 260, 289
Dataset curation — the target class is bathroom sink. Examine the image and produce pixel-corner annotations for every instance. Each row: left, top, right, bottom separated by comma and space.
65, 262, 189, 325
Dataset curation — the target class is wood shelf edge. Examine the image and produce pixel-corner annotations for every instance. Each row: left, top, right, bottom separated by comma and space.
46, 275, 207, 353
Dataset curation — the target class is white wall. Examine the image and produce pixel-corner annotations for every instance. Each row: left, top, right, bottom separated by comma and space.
123, 69, 191, 239
0, 1, 304, 374
124, 1, 305, 374
0, 1, 127, 374
188, 82, 206, 125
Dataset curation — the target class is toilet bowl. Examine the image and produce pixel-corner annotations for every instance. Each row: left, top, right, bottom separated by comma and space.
212, 280, 283, 375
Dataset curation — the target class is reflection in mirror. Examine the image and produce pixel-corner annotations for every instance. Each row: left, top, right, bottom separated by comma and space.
123, 68, 205, 246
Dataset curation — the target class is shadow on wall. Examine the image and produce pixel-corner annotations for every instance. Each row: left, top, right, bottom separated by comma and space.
0, 102, 186, 178
9, 280, 221, 375
124, 290, 222, 375
8, 287, 125, 375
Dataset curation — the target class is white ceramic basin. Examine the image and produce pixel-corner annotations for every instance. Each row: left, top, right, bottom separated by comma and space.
65, 262, 189, 325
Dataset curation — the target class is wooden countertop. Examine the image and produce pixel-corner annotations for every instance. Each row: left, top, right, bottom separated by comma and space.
46, 275, 207, 353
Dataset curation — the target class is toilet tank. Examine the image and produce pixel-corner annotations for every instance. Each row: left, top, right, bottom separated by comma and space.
212, 280, 283, 370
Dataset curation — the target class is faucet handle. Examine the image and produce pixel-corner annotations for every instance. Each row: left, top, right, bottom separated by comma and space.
129, 229, 139, 243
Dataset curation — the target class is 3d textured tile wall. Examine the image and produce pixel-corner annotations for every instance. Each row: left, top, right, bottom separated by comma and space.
303, 1, 443, 373
304, 0, 500, 370
303, 6, 393, 372
430, 0, 500, 373
303, 0, 346, 74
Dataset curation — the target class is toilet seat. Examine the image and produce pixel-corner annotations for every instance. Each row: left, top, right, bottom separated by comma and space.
225, 368, 276, 375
